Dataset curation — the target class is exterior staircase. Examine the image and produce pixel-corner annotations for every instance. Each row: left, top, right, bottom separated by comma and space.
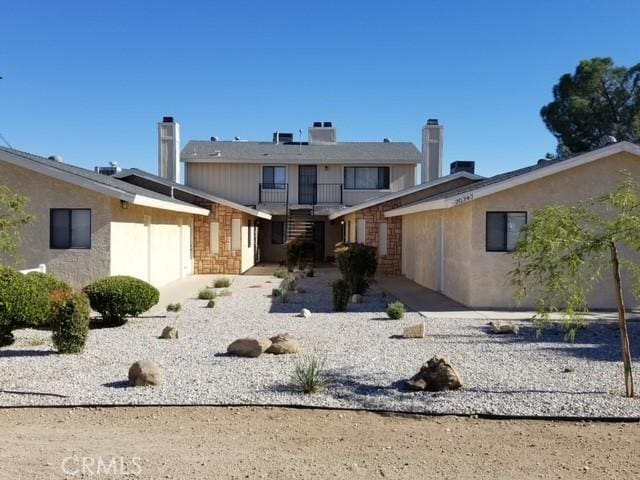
287, 208, 314, 241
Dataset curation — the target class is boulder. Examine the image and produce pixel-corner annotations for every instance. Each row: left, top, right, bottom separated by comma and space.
488, 321, 519, 334
160, 326, 180, 339
128, 360, 164, 387
403, 323, 426, 338
299, 308, 311, 318
350, 294, 363, 304
266, 333, 300, 355
227, 338, 272, 358
405, 357, 462, 391
206, 299, 215, 308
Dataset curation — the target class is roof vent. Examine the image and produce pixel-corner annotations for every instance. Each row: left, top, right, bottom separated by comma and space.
426, 118, 439, 125
323, 121, 332, 127
308, 122, 337, 144
450, 161, 475, 175
233, 136, 240, 141
210, 136, 219, 142
273, 132, 294, 144
162, 116, 174, 123
94, 162, 122, 176
313, 121, 322, 127
48, 155, 63, 163
600, 135, 618, 147
537, 158, 551, 165
383, 138, 391, 143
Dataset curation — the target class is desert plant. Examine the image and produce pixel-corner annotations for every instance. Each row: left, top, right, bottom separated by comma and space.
0, 184, 34, 262
214, 278, 232, 288
286, 239, 314, 271
166, 302, 182, 313
197, 288, 216, 300
83, 276, 159, 327
334, 242, 377, 294
50, 290, 90, 354
292, 354, 326, 394
274, 266, 289, 279
272, 288, 282, 298
386, 301, 406, 320
332, 279, 350, 312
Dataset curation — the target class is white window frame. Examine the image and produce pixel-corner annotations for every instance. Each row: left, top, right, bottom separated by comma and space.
231, 218, 241, 250
210, 221, 219, 255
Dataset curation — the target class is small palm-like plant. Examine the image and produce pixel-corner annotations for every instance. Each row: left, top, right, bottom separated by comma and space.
292, 355, 326, 394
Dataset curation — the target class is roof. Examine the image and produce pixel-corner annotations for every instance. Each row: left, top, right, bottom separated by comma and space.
0, 147, 209, 216
181, 140, 421, 165
115, 168, 272, 219
327, 171, 484, 220
385, 141, 640, 217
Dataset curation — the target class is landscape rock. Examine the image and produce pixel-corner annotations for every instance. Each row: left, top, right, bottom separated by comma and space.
160, 326, 180, 339
128, 360, 164, 387
488, 321, 519, 334
405, 357, 462, 391
299, 308, 311, 318
227, 338, 272, 358
403, 323, 426, 338
266, 333, 300, 355
350, 294, 363, 304
206, 299, 215, 308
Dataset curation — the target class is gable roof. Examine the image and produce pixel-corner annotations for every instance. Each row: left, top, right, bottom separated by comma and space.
181, 140, 421, 165
385, 141, 640, 217
327, 171, 484, 220
115, 168, 272, 219
0, 147, 209, 216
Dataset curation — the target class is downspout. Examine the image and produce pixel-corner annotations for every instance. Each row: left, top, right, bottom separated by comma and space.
439, 214, 445, 292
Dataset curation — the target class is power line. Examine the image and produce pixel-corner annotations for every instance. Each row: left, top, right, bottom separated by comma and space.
0, 132, 13, 148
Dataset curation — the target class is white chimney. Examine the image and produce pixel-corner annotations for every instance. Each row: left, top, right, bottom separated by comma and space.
421, 119, 443, 183
158, 116, 180, 183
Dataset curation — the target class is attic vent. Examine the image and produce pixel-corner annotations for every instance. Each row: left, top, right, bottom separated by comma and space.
48, 155, 64, 163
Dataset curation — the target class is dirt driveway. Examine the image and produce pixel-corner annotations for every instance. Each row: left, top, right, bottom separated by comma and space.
0, 406, 638, 479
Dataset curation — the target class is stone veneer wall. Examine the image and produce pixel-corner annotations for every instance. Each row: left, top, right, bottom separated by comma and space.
355, 199, 402, 275
193, 202, 246, 274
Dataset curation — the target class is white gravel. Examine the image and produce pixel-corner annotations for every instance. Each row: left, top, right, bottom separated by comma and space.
1, 268, 639, 418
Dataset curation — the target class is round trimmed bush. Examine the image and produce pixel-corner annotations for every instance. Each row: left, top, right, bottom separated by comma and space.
83, 276, 159, 326
50, 290, 90, 354
386, 301, 406, 320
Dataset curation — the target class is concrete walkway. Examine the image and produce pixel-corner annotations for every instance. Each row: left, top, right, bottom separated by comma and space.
147, 274, 219, 316
376, 275, 639, 322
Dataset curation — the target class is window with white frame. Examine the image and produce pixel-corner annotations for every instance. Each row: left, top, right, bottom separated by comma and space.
486, 212, 527, 252
50, 209, 91, 249
344, 167, 390, 190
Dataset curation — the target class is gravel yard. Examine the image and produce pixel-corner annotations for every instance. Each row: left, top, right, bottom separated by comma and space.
1, 268, 639, 418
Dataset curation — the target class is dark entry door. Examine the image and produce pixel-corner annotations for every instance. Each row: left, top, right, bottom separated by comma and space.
298, 166, 317, 205
312, 221, 325, 262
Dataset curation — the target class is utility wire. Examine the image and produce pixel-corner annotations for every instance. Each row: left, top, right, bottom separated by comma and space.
0, 132, 13, 148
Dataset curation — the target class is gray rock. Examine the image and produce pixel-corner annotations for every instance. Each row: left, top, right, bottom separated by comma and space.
403, 323, 426, 338
128, 360, 164, 387
350, 294, 363, 304
160, 326, 180, 339
406, 357, 462, 391
299, 308, 311, 318
227, 338, 272, 358
266, 333, 300, 355
488, 321, 519, 334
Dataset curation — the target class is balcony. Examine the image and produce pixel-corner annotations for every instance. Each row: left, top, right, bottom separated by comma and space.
258, 183, 343, 205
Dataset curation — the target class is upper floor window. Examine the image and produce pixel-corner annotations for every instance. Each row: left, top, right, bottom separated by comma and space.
263, 166, 286, 189
50, 208, 91, 249
486, 212, 527, 252
344, 167, 390, 190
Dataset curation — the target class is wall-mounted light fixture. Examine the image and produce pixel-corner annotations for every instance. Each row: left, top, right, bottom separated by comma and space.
324, 165, 329, 171
120, 200, 129, 209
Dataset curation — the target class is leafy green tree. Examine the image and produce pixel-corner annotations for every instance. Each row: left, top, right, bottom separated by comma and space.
510, 173, 640, 397
0, 184, 34, 263
541, 57, 640, 155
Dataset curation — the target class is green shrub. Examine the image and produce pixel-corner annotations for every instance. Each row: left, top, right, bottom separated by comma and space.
332, 279, 350, 312
214, 278, 232, 288
83, 276, 159, 326
286, 239, 314, 270
335, 242, 377, 294
166, 302, 182, 312
292, 355, 325, 394
274, 266, 289, 279
386, 301, 406, 320
50, 290, 90, 354
197, 288, 216, 300
272, 288, 282, 298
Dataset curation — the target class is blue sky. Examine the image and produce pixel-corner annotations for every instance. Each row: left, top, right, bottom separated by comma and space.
1, 0, 637, 177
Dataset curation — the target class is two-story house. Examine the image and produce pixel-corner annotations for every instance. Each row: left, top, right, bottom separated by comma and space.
177, 121, 422, 265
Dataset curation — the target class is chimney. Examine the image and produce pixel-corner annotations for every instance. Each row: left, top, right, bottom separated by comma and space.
421, 119, 443, 183
158, 116, 181, 183
308, 121, 337, 144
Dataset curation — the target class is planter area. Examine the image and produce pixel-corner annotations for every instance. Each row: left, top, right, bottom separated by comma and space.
0, 268, 639, 418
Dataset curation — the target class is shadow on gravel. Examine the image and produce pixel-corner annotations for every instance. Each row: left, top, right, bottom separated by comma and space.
0, 389, 68, 398
482, 323, 640, 362
0, 349, 55, 358
102, 380, 131, 389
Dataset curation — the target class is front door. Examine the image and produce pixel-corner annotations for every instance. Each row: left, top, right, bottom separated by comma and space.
312, 221, 325, 262
298, 166, 317, 205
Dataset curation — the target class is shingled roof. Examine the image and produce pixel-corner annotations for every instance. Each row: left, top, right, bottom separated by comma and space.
181, 140, 421, 165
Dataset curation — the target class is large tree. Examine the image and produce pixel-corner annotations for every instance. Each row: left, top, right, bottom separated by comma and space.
0, 184, 34, 263
541, 57, 640, 156
510, 173, 640, 398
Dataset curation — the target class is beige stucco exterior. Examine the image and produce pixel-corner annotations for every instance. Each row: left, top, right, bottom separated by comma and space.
400, 151, 640, 309
1, 159, 197, 288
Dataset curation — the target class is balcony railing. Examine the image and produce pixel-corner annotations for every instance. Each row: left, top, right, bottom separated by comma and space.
259, 183, 289, 204
314, 183, 343, 204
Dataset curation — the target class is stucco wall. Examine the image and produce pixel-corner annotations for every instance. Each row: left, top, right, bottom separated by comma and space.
110, 200, 194, 287
466, 151, 640, 309
0, 160, 111, 287
402, 210, 442, 290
